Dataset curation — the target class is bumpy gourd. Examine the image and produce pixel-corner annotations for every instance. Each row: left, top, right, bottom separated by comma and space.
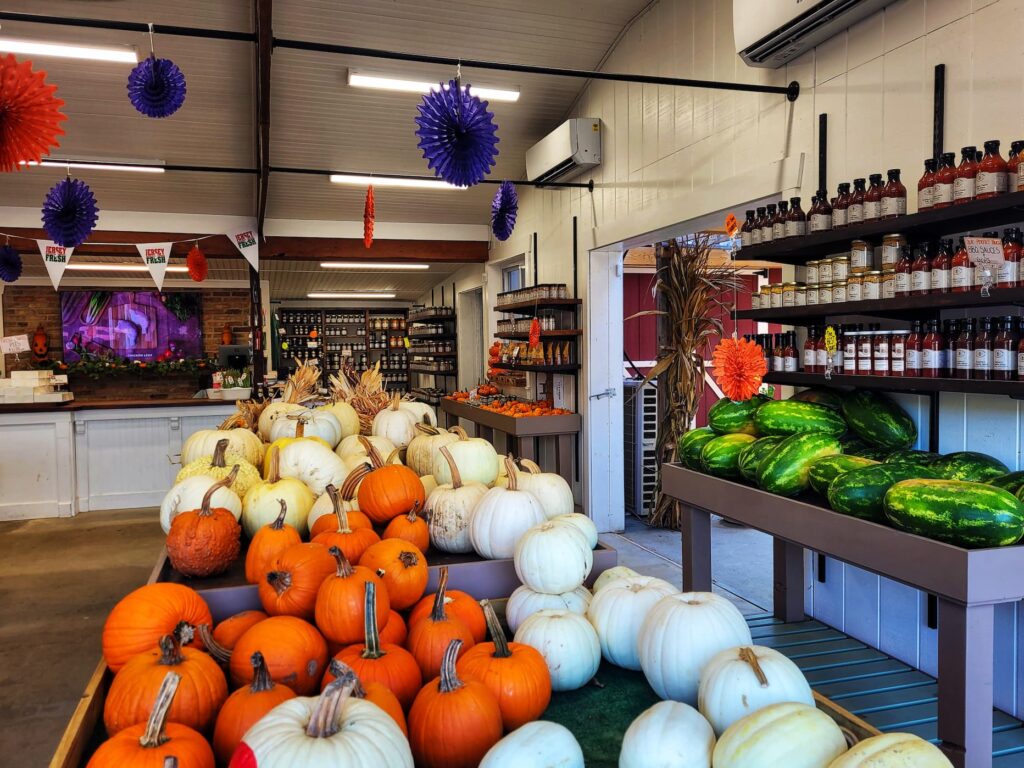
175, 438, 260, 497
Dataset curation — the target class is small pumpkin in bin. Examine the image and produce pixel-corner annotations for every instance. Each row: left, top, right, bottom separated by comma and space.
166, 471, 242, 578
320, 659, 408, 735
408, 587, 487, 644
359, 538, 428, 611
229, 615, 327, 695
406, 566, 475, 680
315, 546, 390, 648
212, 651, 296, 765
212, 610, 267, 651
312, 483, 381, 563
382, 500, 430, 552
244, 500, 301, 585
357, 438, 425, 524
258, 542, 335, 620
308, 466, 373, 537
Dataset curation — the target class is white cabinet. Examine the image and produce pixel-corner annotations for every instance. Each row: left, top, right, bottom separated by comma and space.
0, 411, 75, 520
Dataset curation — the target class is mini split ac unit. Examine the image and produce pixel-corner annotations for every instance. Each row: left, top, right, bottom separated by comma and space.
734, 0, 898, 68
525, 118, 601, 184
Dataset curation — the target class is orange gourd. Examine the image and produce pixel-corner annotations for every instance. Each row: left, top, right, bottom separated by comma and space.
312, 484, 381, 563
359, 538, 428, 610
309, 470, 373, 538
230, 615, 327, 695
166, 470, 242, 577
456, 599, 551, 730
103, 583, 213, 672
357, 439, 425, 524
380, 610, 408, 646
258, 542, 335, 619
334, 580, 422, 710
245, 500, 300, 584
408, 589, 487, 644
87, 672, 214, 768
382, 500, 429, 552
321, 659, 408, 736
212, 651, 296, 764
408, 639, 503, 768
212, 610, 267, 651
315, 546, 390, 647
405, 566, 474, 680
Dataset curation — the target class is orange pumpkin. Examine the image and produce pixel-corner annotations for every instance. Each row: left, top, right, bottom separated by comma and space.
405, 566, 474, 680
104, 632, 228, 735
309, 471, 373, 538
333, 580, 422, 710
359, 538, 428, 610
357, 439, 425, 524
258, 542, 335, 619
408, 639, 503, 768
166, 470, 242, 577
382, 500, 429, 552
321, 659, 408, 736
312, 484, 381, 563
244, 500, 300, 584
408, 589, 486, 644
212, 651, 296, 764
212, 610, 267, 651
380, 610, 408, 646
456, 599, 551, 730
315, 546, 390, 647
230, 615, 327, 695
87, 672, 214, 768
103, 583, 213, 672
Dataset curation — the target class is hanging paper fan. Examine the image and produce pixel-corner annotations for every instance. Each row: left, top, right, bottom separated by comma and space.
364, 185, 375, 249
414, 80, 499, 187
41, 177, 99, 247
127, 54, 186, 118
186, 243, 208, 282
0, 244, 22, 283
0, 54, 68, 173
491, 180, 518, 241
711, 337, 767, 402
528, 317, 541, 349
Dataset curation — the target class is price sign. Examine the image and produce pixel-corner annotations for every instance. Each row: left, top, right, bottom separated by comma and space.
823, 326, 837, 381
0, 334, 29, 354
965, 237, 1003, 296
724, 213, 739, 238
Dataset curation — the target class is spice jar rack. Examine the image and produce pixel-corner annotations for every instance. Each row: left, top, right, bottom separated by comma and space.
407, 306, 458, 390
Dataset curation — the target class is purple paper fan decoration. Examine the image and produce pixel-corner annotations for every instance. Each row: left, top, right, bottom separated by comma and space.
414, 80, 499, 187
127, 54, 186, 118
0, 245, 22, 283
491, 181, 518, 241
41, 178, 99, 248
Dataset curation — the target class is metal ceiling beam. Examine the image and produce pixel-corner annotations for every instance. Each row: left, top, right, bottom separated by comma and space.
254, 0, 273, 237
0, 11, 256, 42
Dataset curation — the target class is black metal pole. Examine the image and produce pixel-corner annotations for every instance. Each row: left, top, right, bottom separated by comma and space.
249, 267, 266, 393
933, 64, 946, 159
533, 232, 539, 286
818, 113, 828, 193
0, 11, 256, 41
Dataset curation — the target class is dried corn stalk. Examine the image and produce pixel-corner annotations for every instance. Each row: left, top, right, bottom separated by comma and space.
218, 398, 269, 432
329, 361, 391, 434
281, 360, 321, 404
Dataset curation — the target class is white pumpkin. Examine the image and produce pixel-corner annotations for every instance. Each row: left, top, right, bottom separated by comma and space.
307, 466, 369, 533
480, 721, 584, 768
470, 457, 547, 559
181, 427, 265, 467
159, 475, 242, 533
514, 521, 593, 594
257, 401, 304, 441
827, 733, 953, 768
619, 700, 716, 768
426, 445, 488, 554
512, 458, 575, 519
318, 401, 360, 441
638, 592, 752, 704
514, 609, 600, 692
698, 645, 814, 735
336, 433, 398, 462
241, 446, 316, 537
593, 566, 640, 593
551, 512, 598, 549
586, 575, 679, 670
432, 427, 500, 486
406, 423, 458, 476
713, 702, 847, 768
400, 400, 437, 427
269, 408, 344, 449
420, 474, 438, 497
276, 438, 350, 496
506, 584, 592, 633
372, 393, 418, 448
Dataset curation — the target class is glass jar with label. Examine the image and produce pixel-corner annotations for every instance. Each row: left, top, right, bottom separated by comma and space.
857, 331, 874, 374
994, 316, 1018, 380
846, 274, 863, 302
795, 285, 807, 306
830, 255, 850, 283
954, 146, 978, 204
917, 158, 937, 212
848, 178, 866, 224
832, 281, 848, 304
977, 140, 1008, 198
806, 259, 820, 284
760, 285, 772, 306
844, 330, 860, 374
873, 331, 891, 377
750, 293, 760, 310
863, 270, 883, 300
881, 269, 896, 299
894, 248, 913, 296
933, 152, 957, 208
818, 282, 833, 305
881, 234, 906, 270
782, 282, 798, 306
818, 258, 833, 285
864, 174, 884, 221
881, 169, 907, 219
770, 284, 783, 308
930, 239, 952, 293
850, 240, 872, 273
806, 284, 819, 305
891, 330, 906, 377
785, 197, 807, 238
999, 228, 1021, 288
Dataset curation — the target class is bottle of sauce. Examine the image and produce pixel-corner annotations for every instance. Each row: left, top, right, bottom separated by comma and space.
881, 169, 907, 219
783, 332, 798, 372
894, 247, 913, 296
864, 174, 884, 221
873, 330, 891, 377
848, 178, 866, 224
785, 197, 807, 238
762, 203, 777, 243
977, 140, 1008, 198
831, 325, 845, 374
953, 320, 973, 379
954, 146, 978, 204
751, 207, 765, 245
943, 320, 957, 376
999, 228, 1021, 288
815, 328, 831, 372
917, 158, 937, 212
857, 331, 874, 376
921, 320, 944, 378
832, 183, 851, 228
994, 317, 1017, 381
740, 210, 755, 247
974, 318, 993, 380
1010, 140, 1024, 193
760, 334, 772, 371
810, 191, 833, 233
930, 239, 952, 294
891, 329, 906, 377
772, 332, 784, 372
952, 237, 972, 292
844, 329, 859, 374
905, 320, 923, 377
933, 152, 956, 208
772, 201, 788, 240
803, 327, 818, 373
911, 245, 931, 295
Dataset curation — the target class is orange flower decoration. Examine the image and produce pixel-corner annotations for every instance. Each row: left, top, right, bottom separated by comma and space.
363, 185, 375, 248
712, 337, 767, 402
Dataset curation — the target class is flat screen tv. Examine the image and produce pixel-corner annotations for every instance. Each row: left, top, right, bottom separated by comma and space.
60, 290, 203, 363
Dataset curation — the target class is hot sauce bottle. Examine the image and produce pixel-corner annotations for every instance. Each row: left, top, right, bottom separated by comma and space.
894, 247, 913, 296
953, 320, 973, 379
1010, 140, 1024, 193
864, 173, 884, 221
891, 328, 906, 377
832, 183, 851, 228
911, 245, 931, 295
773, 200, 789, 240
977, 140, 1008, 198
752, 207, 765, 244
921, 320, 944, 378
810, 190, 833, 233
993, 316, 1018, 380
783, 332, 798, 372
954, 146, 978, 204
917, 158, 937, 212
951, 237, 972, 292
974, 318, 993, 380
881, 169, 907, 219
785, 197, 807, 238
905, 320, 923, 377
803, 326, 819, 373
930, 239, 952, 294
933, 152, 957, 208
772, 332, 784, 372
740, 210, 756, 247
999, 228, 1021, 288
943, 320, 956, 376
815, 328, 830, 372
762, 203, 777, 243
848, 178, 866, 224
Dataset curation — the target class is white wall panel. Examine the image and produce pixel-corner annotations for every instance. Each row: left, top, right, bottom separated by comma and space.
0, 412, 75, 520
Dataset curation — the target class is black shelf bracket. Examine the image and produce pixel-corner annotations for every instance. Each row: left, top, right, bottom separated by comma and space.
933, 64, 946, 159
818, 113, 828, 193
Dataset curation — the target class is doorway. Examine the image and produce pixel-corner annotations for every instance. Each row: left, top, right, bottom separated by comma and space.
457, 287, 484, 390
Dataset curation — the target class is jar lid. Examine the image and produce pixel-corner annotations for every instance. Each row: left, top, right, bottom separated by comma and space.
806, 259, 819, 265
832, 280, 848, 286
796, 285, 807, 291
851, 239, 869, 247
866, 270, 883, 275
818, 282, 833, 287
831, 255, 850, 261
782, 282, 798, 288
883, 233, 906, 240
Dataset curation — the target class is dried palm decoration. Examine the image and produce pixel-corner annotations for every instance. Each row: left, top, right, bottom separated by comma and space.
628, 234, 738, 529
281, 360, 321, 404
329, 361, 391, 435
219, 399, 268, 432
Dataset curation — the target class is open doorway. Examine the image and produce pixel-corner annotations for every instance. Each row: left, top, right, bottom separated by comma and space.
457, 287, 484, 390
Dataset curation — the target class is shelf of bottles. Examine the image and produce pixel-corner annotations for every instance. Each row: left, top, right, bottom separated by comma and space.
407, 306, 459, 392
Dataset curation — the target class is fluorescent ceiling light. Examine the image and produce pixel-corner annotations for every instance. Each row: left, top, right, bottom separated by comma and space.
21, 160, 165, 174
320, 262, 429, 270
308, 292, 397, 300
348, 70, 520, 102
329, 174, 464, 190
0, 37, 138, 63
65, 264, 189, 273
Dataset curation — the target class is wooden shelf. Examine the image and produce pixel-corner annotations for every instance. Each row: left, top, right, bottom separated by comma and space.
495, 298, 582, 314
409, 351, 457, 357
409, 367, 457, 375
763, 371, 1024, 398
441, 398, 581, 436
408, 311, 455, 324
495, 330, 582, 340
493, 362, 579, 374
736, 190, 1024, 265
408, 333, 457, 341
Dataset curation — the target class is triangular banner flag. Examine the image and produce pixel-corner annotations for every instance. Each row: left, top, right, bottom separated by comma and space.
135, 242, 173, 291
227, 222, 260, 271
36, 240, 74, 290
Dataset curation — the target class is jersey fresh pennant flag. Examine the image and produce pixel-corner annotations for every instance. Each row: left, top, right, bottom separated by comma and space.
135, 242, 173, 291
227, 222, 260, 271
36, 240, 74, 290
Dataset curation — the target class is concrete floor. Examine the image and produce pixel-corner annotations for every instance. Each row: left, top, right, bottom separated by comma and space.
0, 508, 771, 767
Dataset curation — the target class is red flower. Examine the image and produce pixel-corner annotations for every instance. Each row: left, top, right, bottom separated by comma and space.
363, 185, 375, 248
712, 337, 767, 402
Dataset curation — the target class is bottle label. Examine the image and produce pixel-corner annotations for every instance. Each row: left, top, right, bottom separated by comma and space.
761, 227, 774, 243
911, 270, 930, 292
803, 349, 815, 368
977, 171, 1007, 195
859, 341, 873, 358
894, 272, 911, 293
772, 354, 784, 370
832, 351, 844, 369
975, 264, 993, 287
998, 261, 1019, 285
833, 208, 848, 227
785, 220, 806, 238
892, 354, 905, 372
815, 348, 828, 367
922, 348, 941, 370
751, 229, 761, 245
975, 348, 993, 371
1018, 351, 1024, 375
995, 348, 1014, 371
851, 249, 870, 270
931, 269, 950, 290
741, 231, 752, 247
848, 203, 864, 223
1011, 171, 1019, 194
892, 340, 906, 357
773, 223, 785, 240
784, 356, 798, 372
847, 283, 862, 302
806, 265, 819, 283
844, 341, 857, 359
954, 175, 976, 201
952, 265, 973, 288
875, 356, 889, 372
935, 182, 954, 204
810, 213, 832, 232
874, 342, 890, 358
857, 356, 872, 371
906, 348, 922, 370
919, 185, 935, 209
955, 348, 973, 370
864, 200, 880, 220
882, 196, 907, 217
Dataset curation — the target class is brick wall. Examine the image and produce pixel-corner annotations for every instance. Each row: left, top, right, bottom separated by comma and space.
201, 289, 251, 356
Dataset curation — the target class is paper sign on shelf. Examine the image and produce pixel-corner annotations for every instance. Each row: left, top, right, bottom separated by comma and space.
227, 221, 260, 271
135, 242, 173, 291
0, 334, 29, 354
724, 213, 739, 238
36, 241, 74, 290
965, 236, 1005, 267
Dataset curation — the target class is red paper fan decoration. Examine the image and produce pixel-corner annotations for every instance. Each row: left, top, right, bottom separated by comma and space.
712, 337, 767, 402
528, 317, 541, 349
0, 55, 67, 173
363, 185, 375, 249
186, 243, 208, 282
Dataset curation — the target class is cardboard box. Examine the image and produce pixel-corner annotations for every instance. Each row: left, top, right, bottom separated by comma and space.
10, 370, 53, 384
34, 392, 74, 403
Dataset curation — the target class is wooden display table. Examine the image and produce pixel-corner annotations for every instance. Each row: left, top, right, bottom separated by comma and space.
662, 463, 1024, 768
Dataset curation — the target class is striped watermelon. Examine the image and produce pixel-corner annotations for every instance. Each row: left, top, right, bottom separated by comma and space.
827, 464, 938, 523
807, 455, 879, 496
753, 400, 846, 438
929, 451, 1009, 483
884, 450, 941, 467
678, 427, 717, 470
841, 390, 916, 450
738, 436, 786, 483
884, 479, 1024, 548
707, 395, 767, 435
700, 434, 757, 478
790, 388, 845, 411
988, 471, 1024, 496
757, 432, 842, 496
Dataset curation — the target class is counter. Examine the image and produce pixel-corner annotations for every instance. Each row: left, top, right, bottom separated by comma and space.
0, 399, 237, 521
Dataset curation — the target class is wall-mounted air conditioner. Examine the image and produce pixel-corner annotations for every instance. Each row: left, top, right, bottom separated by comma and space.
525, 118, 601, 184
